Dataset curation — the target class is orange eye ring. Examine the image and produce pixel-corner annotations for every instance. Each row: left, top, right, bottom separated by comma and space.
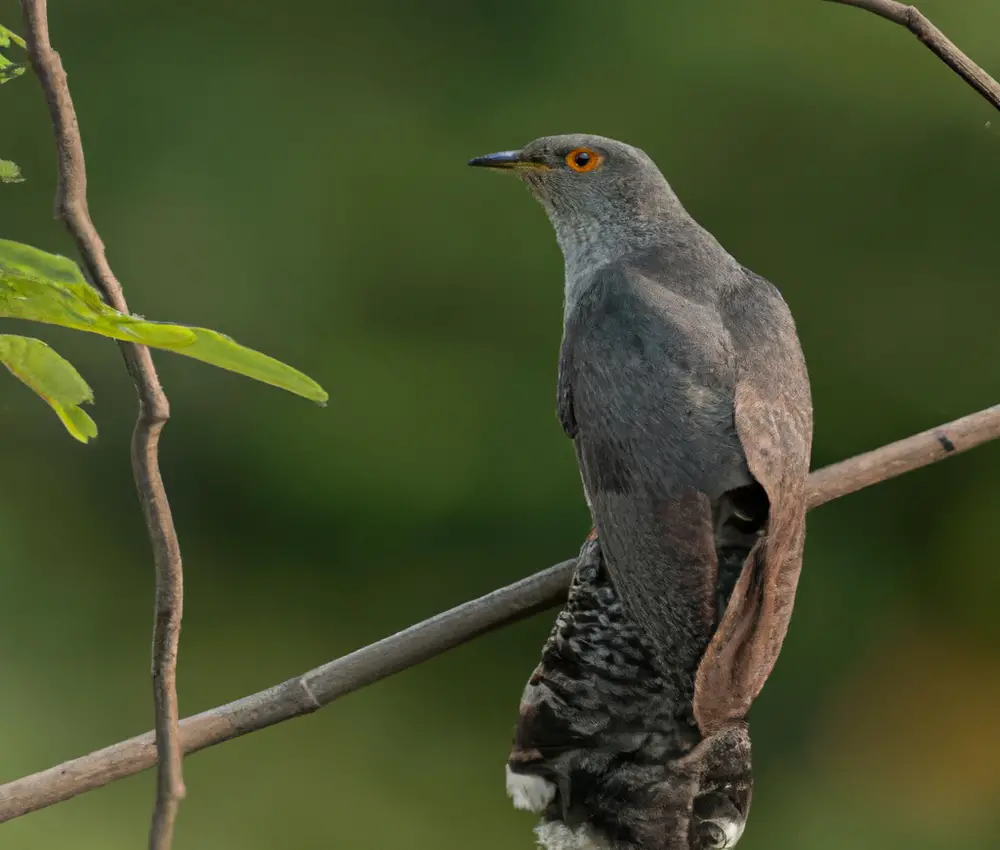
565, 147, 603, 173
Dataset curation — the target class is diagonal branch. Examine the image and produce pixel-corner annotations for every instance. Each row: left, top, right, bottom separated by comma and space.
824, 0, 1000, 113
18, 2, 185, 848
1, 401, 999, 822
804, 404, 1000, 506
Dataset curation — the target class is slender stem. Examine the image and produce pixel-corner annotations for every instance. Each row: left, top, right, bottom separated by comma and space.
17, 2, 185, 847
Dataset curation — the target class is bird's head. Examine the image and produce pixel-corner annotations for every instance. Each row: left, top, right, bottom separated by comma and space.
469, 133, 681, 266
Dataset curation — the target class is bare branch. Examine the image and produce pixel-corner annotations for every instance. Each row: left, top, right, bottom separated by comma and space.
805, 403, 1000, 507
17, 2, 185, 847
2, 401, 999, 822
824, 0, 1000, 112
0, 558, 575, 821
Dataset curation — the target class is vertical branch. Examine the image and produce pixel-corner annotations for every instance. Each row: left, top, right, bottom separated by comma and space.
18, 2, 186, 848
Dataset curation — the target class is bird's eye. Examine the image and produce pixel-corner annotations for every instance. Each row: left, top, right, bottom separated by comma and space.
565, 147, 603, 173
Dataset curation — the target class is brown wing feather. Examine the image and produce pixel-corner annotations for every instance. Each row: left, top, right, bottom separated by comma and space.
693, 278, 813, 735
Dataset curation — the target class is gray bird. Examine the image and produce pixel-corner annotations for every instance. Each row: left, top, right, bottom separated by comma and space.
469, 135, 813, 849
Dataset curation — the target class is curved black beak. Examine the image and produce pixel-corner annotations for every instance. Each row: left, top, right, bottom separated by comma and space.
467, 150, 524, 170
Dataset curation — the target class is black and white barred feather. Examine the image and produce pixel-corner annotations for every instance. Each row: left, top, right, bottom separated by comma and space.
506, 538, 752, 850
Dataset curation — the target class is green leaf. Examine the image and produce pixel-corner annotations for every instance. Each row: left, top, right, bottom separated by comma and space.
0, 238, 90, 285
0, 57, 24, 84
0, 334, 97, 442
0, 239, 328, 404
0, 159, 23, 183
0, 24, 25, 84
0, 25, 26, 49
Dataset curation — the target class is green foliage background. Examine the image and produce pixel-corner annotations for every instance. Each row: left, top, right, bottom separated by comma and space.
1, 1, 999, 848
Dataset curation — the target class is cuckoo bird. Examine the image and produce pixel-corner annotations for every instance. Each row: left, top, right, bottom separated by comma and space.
470, 135, 812, 850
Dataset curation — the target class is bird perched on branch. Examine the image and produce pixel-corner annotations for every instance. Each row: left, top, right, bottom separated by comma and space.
469, 134, 812, 849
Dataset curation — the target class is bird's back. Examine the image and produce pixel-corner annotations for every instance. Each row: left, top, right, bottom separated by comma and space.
566, 250, 749, 493
561, 248, 756, 674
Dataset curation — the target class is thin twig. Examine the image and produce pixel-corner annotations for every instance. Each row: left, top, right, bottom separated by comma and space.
1, 401, 999, 821
18, 2, 185, 847
824, 0, 1000, 112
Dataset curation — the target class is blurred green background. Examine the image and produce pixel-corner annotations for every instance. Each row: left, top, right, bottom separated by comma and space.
2, 1, 999, 847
